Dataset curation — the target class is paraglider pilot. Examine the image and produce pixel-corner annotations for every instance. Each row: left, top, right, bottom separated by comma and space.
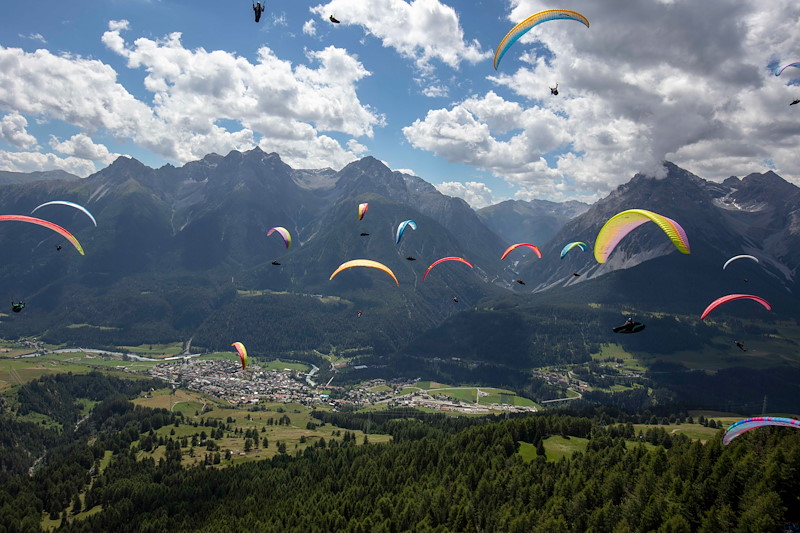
791, 99, 800, 106
329, 15, 340, 24
11, 301, 25, 313
550, 83, 559, 96
734, 340, 746, 352
253, 2, 264, 23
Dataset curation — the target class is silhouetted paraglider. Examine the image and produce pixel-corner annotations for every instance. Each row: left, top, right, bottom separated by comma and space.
360, 233, 370, 237
550, 83, 559, 95
329, 15, 340, 23
271, 260, 281, 266
357, 310, 362, 318
791, 98, 799, 106
612, 317, 645, 334
516, 279, 526, 285
56, 245, 62, 251
572, 272, 581, 277
11, 301, 25, 313
253, 1, 264, 22
735, 340, 747, 352
452, 297, 459, 303
406, 256, 416, 261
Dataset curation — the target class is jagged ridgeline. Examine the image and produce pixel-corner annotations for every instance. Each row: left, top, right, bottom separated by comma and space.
0, 151, 799, 379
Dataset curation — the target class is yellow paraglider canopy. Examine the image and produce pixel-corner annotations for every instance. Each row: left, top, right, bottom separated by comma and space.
329, 259, 399, 286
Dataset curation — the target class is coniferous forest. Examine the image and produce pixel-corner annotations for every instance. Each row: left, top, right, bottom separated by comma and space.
0, 373, 797, 532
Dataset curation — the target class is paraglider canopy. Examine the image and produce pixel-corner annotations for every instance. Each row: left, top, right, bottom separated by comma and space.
330, 259, 399, 286
32, 200, 97, 227
560, 241, 587, 259
231, 342, 248, 370
723, 417, 800, 445
358, 202, 368, 220
700, 294, 771, 320
594, 209, 690, 263
774, 62, 800, 76
395, 220, 417, 245
0, 215, 85, 255
266, 227, 292, 249
722, 255, 758, 270
422, 257, 474, 281
494, 9, 589, 70
501, 243, 542, 261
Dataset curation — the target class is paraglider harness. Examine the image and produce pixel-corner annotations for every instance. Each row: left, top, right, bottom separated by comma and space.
11, 301, 25, 313
253, 2, 264, 23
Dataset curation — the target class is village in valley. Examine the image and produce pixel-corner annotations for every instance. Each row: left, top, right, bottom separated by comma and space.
146, 357, 540, 415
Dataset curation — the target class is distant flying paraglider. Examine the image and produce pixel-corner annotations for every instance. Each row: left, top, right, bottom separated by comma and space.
31, 200, 97, 227
357, 310, 362, 318
500, 243, 542, 261
594, 209, 690, 263
395, 220, 417, 245
11, 301, 25, 313
406, 256, 417, 261
266, 227, 292, 249
360, 233, 370, 237
231, 342, 248, 370
253, 2, 264, 23
613, 317, 645, 334
572, 272, 581, 277
422, 257, 474, 281
791, 99, 800, 106
560, 241, 587, 259
550, 84, 559, 96
0, 215, 85, 255
734, 340, 746, 352
330, 259, 399, 286
329, 15, 340, 23
723, 255, 758, 270
494, 9, 589, 70
452, 296, 459, 303
358, 203, 369, 220
700, 294, 772, 320
56, 245, 62, 251
516, 279, 526, 285
723, 417, 800, 445
271, 260, 281, 266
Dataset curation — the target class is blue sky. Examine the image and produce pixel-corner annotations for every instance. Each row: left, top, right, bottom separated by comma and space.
1, 0, 799, 207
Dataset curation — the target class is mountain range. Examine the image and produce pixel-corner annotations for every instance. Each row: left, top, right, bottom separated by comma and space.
0, 150, 797, 387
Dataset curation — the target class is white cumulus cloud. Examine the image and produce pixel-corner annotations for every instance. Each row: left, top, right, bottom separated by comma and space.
404, 0, 800, 201
0, 113, 38, 149
49, 133, 120, 165
0, 150, 97, 177
436, 180, 495, 209
310, 0, 490, 71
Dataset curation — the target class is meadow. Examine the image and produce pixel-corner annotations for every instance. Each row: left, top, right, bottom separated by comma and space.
133, 389, 392, 468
